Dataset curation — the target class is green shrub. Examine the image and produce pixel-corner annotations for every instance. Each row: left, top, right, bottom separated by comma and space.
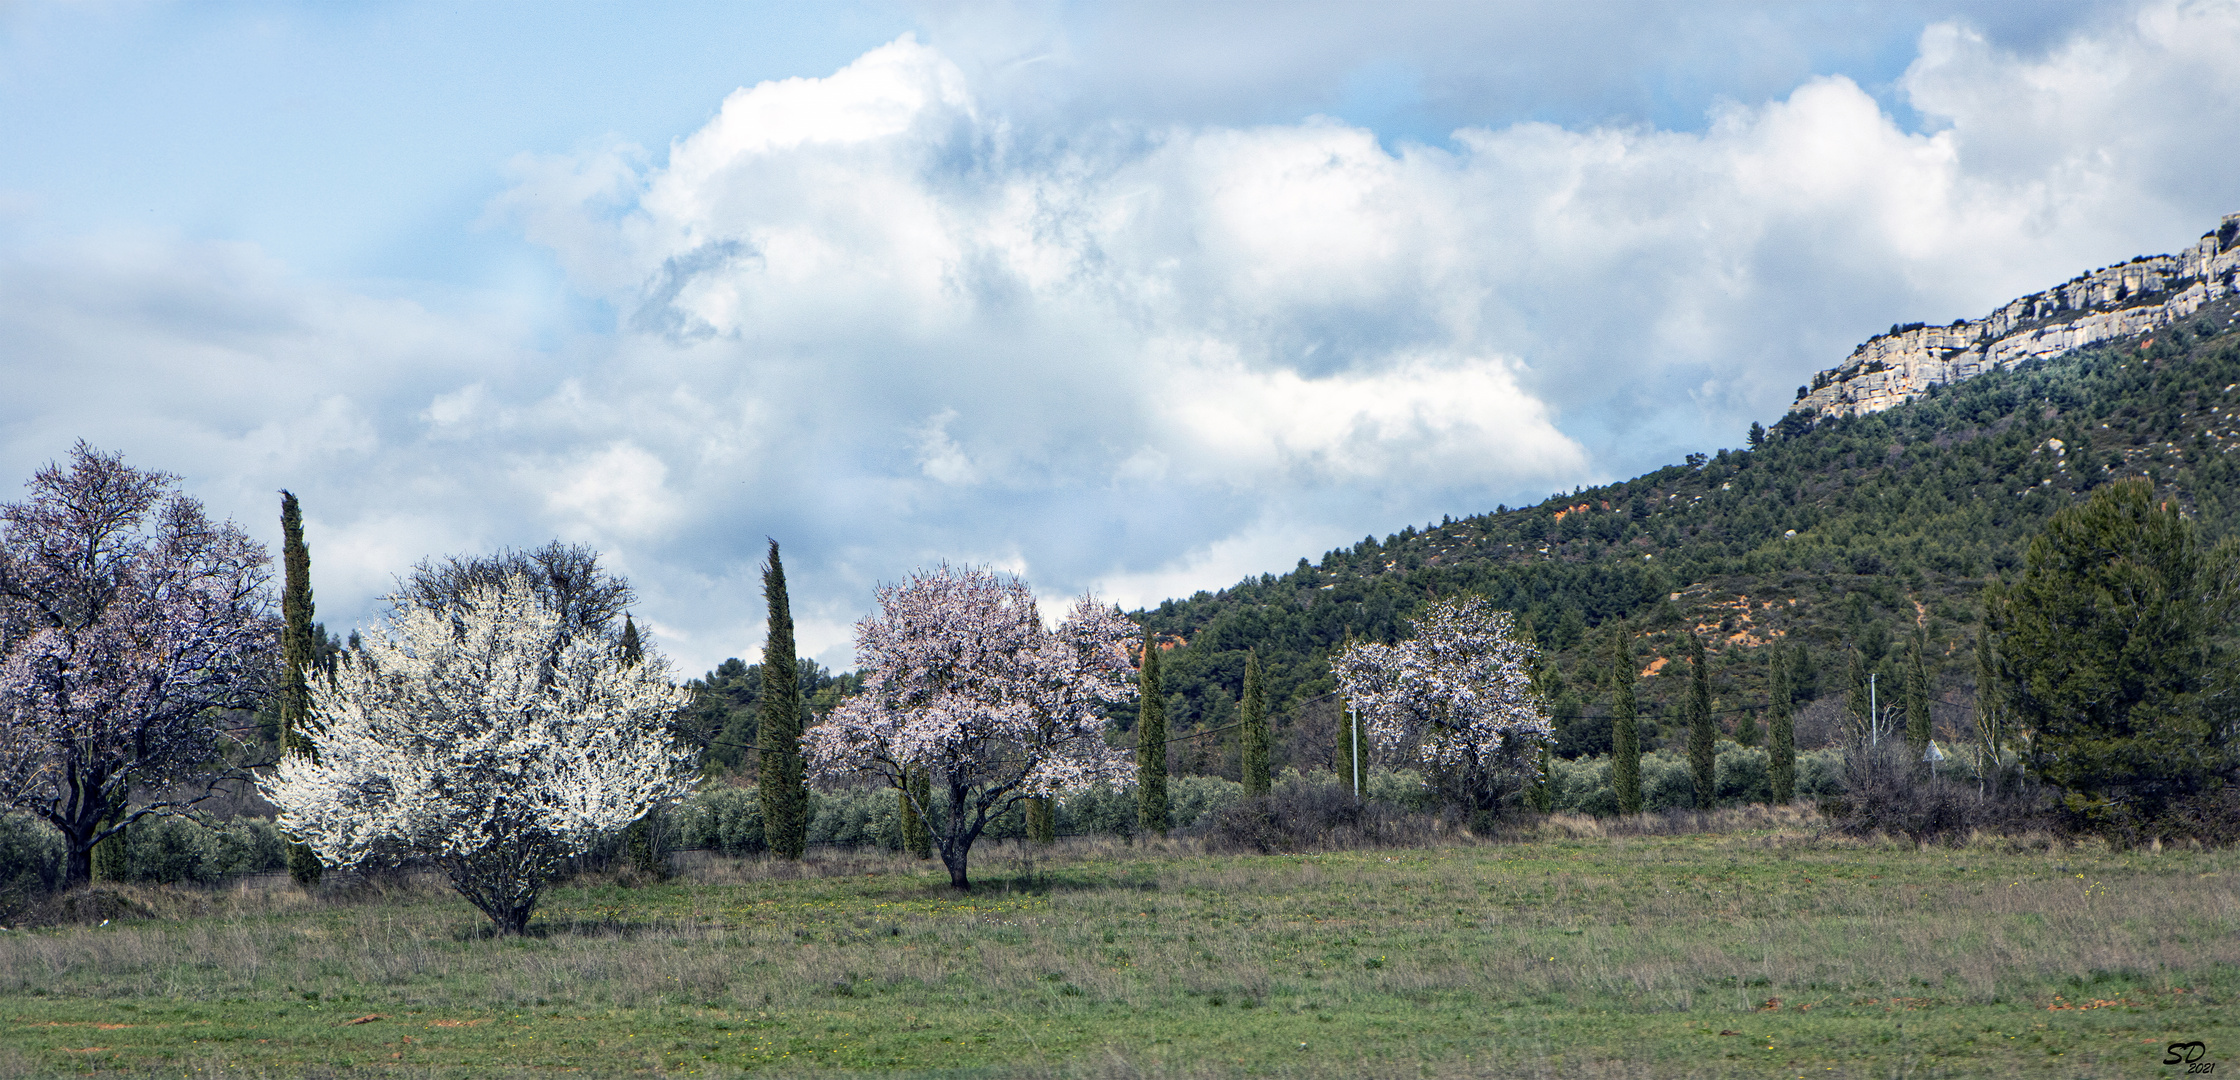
0, 813, 63, 916
674, 786, 766, 856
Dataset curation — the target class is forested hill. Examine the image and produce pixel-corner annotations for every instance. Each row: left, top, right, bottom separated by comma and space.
1121, 295, 2240, 778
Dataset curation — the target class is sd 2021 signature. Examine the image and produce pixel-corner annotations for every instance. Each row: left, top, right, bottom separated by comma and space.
2165, 1041, 2215, 1073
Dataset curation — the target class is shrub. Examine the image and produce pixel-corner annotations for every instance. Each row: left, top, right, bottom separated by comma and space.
1824, 741, 2050, 844
1547, 745, 1846, 815
0, 813, 63, 920
674, 786, 766, 857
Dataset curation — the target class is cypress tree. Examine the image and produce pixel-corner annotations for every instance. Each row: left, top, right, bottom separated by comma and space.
89, 802, 128, 882
1971, 627, 2004, 794
1239, 650, 1271, 797
1903, 627, 1933, 756
1733, 708, 1760, 748
1687, 632, 1716, 810
900, 769, 932, 859
620, 615, 662, 879
1609, 632, 1642, 815
1338, 630, 1365, 797
1845, 646, 1872, 740
278, 491, 323, 888
1026, 797, 1056, 845
1137, 639, 1170, 836
1769, 646, 1796, 804
620, 614, 643, 666
758, 541, 808, 860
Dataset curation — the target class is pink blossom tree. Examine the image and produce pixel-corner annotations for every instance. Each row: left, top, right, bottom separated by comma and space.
1332, 596, 1551, 821
805, 565, 1137, 889
0, 444, 274, 886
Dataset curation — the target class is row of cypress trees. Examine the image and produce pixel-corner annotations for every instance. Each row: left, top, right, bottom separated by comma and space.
1601, 629, 1802, 814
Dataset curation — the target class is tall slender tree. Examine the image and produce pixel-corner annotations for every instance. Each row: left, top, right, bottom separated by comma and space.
278, 491, 323, 887
1686, 632, 1716, 809
619, 614, 663, 879
757, 541, 807, 860
1025, 796, 1056, 845
1768, 646, 1796, 804
899, 768, 933, 858
1609, 632, 1642, 815
1137, 639, 1170, 836
620, 614, 643, 666
1903, 627, 1933, 756
1239, 650, 1271, 797
1970, 628, 2004, 795
1338, 629, 1365, 796
1845, 647, 1873, 740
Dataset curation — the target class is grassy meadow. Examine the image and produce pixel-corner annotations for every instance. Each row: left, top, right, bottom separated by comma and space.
1, 813, 2234, 1079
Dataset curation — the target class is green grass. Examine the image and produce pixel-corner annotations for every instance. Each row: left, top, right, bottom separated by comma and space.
1, 821, 2234, 1078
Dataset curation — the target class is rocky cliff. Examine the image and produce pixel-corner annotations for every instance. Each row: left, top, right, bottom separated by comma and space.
1790, 212, 2240, 420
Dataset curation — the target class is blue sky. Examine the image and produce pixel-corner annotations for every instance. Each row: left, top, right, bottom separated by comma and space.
4, 0, 2238, 676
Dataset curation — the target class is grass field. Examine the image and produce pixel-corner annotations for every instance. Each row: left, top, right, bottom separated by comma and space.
0, 812, 2234, 1078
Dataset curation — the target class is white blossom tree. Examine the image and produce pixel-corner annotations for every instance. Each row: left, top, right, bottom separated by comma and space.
0, 444, 273, 887
1332, 596, 1551, 821
261, 573, 695, 933
805, 565, 1136, 889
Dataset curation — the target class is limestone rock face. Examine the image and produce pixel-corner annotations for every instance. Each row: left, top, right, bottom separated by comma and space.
1791, 213, 2240, 420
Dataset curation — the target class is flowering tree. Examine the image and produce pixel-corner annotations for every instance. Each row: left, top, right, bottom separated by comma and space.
0, 444, 273, 887
1332, 596, 1551, 819
261, 573, 695, 933
805, 565, 1136, 889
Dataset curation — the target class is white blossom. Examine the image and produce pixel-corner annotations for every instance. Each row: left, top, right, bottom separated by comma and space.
1333, 596, 1551, 815
261, 573, 694, 933
804, 565, 1135, 888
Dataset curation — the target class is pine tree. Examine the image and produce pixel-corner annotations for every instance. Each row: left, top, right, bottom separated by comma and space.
1609, 632, 1642, 815
757, 541, 807, 860
1239, 650, 1271, 797
1733, 709, 1760, 747
1768, 646, 1796, 804
1903, 627, 1933, 756
1137, 640, 1170, 836
1687, 632, 1716, 810
279, 491, 323, 888
899, 768, 933, 859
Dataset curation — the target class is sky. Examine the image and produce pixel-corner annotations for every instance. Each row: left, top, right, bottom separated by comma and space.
5, 0, 2240, 677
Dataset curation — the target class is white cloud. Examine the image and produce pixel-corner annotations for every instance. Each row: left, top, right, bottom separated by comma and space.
5, 5, 2239, 679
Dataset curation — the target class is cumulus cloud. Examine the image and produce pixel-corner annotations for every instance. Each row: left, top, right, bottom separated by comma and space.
5, 4, 2239, 677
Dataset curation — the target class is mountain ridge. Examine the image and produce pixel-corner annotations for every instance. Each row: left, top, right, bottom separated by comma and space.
1791, 211, 2240, 420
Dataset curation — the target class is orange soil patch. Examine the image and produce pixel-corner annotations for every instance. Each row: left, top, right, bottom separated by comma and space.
1639, 656, 1669, 678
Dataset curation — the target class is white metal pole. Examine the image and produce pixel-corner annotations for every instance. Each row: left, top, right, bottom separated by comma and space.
1350, 703, 1361, 798
1869, 673, 1878, 747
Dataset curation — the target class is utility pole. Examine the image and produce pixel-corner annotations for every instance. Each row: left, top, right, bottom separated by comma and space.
1349, 702, 1362, 798
1869, 673, 1879, 747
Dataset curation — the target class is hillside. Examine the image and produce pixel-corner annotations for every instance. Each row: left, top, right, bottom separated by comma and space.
1122, 293, 2240, 777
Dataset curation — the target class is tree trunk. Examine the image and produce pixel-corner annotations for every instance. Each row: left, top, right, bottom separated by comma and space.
65, 840, 93, 889
939, 838, 970, 890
